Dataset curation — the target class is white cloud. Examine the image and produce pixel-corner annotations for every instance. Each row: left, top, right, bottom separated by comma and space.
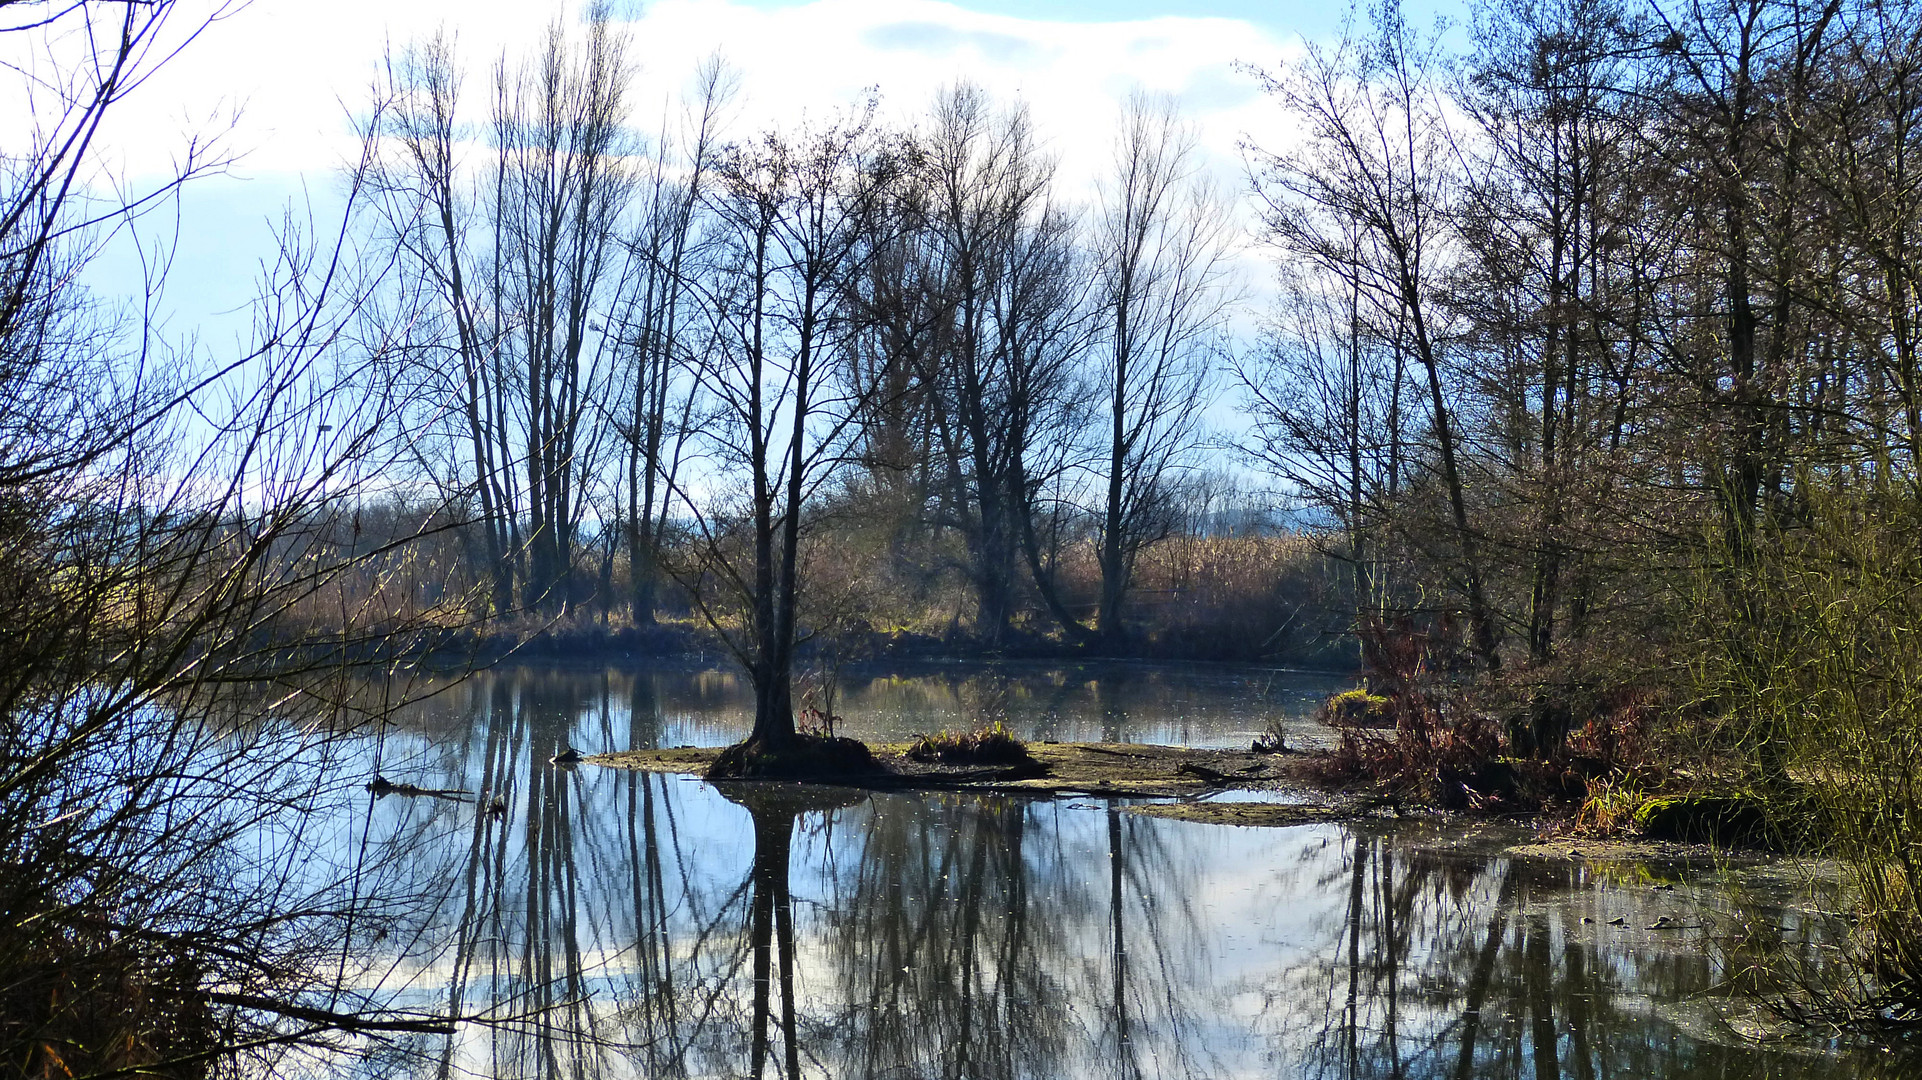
54, 0, 1310, 353
601, 0, 1304, 351
83, 0, 1303, 199
622, 0, 1299, 199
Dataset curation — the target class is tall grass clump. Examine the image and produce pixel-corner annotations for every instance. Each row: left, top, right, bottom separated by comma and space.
1692, 486, 1922, 1024
906, 721, 1035, 766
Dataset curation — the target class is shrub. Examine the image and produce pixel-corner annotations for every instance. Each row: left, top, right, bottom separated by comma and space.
1686, 487, 1922, 1023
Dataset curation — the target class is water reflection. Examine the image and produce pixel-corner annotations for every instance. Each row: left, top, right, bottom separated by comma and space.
397, 661, 1351, 749
311, 669, 1910, 1079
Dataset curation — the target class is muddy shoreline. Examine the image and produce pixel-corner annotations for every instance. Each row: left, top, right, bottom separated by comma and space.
588, 741, 1743, 863
592, 740, 1323, 795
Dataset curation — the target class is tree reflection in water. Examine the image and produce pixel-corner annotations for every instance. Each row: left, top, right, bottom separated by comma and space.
323, 671, 1916, 1080
1269, 826, 1882, 1080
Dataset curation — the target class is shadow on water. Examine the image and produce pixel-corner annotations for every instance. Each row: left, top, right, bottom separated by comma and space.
313, 667, 1920, 1079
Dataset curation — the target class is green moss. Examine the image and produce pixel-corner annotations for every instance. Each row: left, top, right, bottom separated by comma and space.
1633, 793, 1774, 848
1326, 688, 1395, 728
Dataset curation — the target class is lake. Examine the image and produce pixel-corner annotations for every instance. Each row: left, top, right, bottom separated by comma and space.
281, 662, 1910, 1078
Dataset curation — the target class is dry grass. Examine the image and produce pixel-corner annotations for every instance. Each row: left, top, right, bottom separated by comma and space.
0, 908, 217, 1077
1570, 778, 1648, 836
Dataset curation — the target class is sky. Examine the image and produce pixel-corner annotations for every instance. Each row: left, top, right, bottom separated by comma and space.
62, 0, 1463, 354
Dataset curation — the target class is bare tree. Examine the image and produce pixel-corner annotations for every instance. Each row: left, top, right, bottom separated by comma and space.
495, 14, 635, 612
664, 112, 897, 760
608, 58, 734, 625
369, 11, 636, 616
901, 84, 1095, 648
1, 26, 488, 1075
369, 33, 518, 616
1088, 92, 1234, 647
1247, 4, 1503, 670
1237, 253, 1410, 627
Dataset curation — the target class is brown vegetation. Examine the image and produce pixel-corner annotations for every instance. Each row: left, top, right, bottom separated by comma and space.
1300, 622, 1660, 816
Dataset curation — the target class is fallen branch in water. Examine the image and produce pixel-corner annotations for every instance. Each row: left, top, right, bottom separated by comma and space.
365, 775, 473, 800
208, 991, 457, 1034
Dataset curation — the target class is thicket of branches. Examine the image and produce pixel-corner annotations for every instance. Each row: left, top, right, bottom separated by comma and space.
0, 0, 513, 1071
1241, 0, 1922, 1020
1244, 0, 1922, 729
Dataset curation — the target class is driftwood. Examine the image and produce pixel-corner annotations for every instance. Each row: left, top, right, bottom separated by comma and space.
208, 990, 457, 1034
713, 759, 1054, 791
365, 776, 473, 801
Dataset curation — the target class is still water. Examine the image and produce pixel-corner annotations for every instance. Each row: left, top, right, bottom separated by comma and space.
297, 664, 1911, 1078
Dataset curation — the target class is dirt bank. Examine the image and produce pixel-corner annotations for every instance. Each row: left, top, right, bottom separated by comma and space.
591, 741, 1369, 815
587, 743, 1820, 861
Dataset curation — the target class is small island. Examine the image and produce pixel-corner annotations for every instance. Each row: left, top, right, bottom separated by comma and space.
594, 738, 1376, 829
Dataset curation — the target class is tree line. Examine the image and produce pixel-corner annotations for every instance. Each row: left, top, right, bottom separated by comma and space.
1244, 0, 1922, 739
355, 20, 1261, 744
1244, 0, 1922, 1017
340, 0, 1922, 770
